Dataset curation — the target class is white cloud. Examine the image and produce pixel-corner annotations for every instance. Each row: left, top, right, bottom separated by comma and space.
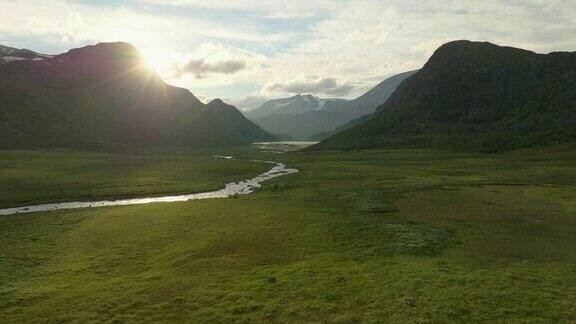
2, 0, 575, 103
167, 43, 264, 80
230, 94, 270, 110
132, 0, 345, 19
0, 0, 293, 49
251, 0, 576, 99
180, 59, 246, 78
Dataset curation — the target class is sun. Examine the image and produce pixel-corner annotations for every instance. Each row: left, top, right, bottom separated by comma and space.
141, 49, 165, 73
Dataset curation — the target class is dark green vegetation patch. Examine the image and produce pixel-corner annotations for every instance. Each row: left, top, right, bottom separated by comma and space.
330, 189, 454, 257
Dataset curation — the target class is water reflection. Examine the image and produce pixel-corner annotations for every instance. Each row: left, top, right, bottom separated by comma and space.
0, 161, 297, 216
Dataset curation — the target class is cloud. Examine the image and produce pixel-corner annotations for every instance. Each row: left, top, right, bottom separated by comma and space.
3, 0, 576, 103
0, 0, 294, 51
132, 0, 344, 19
179, 58, 247, 78
263, 76, 354, 97
166, 42, 264, 80
230, 94, 270, 110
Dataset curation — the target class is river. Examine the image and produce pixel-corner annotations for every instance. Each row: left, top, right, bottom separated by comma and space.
0, 160, 298, 216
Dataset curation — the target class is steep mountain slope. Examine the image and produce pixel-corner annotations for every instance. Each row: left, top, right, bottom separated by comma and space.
0, 42, 274, 149
312, 41, 576, 152
246, 72, 416, 140
202, 99, 276, 143
306, 70, 417, 140
250, 109, 355, 139
332, 70, 417, 120
308, 113, 373, 141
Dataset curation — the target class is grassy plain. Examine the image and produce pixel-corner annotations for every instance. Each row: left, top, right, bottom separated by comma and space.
1, 144, 576, 322
0, 149, 269, 209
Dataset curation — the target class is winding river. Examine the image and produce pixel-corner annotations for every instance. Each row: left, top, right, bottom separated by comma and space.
0, 160, 298, 216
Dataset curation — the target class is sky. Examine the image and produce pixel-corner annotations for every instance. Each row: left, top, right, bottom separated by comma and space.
1, 0, 575, 109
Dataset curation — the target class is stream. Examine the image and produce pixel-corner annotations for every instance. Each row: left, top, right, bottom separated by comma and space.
0, 160, 298, 216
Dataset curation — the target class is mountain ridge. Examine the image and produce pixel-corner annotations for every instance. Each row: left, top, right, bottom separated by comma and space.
306, 70, 418, 140
332, 70, 418, 120
246, 71, 416, 139
0, 42, 274, 150
311, 40, 576, 152
245, 94, 347, 119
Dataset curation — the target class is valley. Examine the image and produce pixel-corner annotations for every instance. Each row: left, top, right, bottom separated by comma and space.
1, 10, 575, 321
2, 143, 576, 321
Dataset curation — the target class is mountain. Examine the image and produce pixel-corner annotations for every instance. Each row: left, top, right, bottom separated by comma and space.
0, 42, 274, 150
308, 113, 373, 141
249, 110, 355, 140
244, 94, 349, 139
331, 70, 418, 120
246, 72, 416, 140
202, 99, 276, 143
245, 94, 347, 119
306, 70, 417, 140
0, 44, 51, 65
311, 40, 576, 152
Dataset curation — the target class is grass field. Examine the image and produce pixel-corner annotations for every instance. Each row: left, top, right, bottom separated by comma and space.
0, 148, 269, 209
2, 145, 576, 322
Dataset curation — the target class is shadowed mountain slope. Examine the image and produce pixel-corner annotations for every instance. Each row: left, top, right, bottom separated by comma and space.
203, 99, 276, 143
311, 41, 576, 152
331, 70, 418, 120
0, 42, 274, 149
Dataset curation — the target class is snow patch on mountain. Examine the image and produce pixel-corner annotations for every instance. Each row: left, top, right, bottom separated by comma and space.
245, 94, 347, 119
2, 57, 26, 62
0, 44, 52, 66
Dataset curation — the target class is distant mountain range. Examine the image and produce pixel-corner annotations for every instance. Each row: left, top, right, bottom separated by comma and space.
307, 70, 418, 140
244, 94, 348, 139
311, 40, 576, 152
0, 42, 274, 150
245, 71, 416, 139
245, 94, 347, 119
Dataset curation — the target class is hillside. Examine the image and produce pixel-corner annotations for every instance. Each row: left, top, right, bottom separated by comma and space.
0, 42, 274, 150
331, 70, 417, 120
249, 109, 355, 140
312, 41, 576, 152
306, 70, 417, 140
202, 99, 276, 143
308, 113, 373, 141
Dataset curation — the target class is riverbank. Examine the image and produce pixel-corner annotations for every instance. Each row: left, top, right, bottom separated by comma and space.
0, 161, 297, 215
0, 148, 271, 209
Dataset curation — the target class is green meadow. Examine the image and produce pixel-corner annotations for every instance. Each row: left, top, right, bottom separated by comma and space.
0, 149, 269, 209
2, 145, 576, 322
